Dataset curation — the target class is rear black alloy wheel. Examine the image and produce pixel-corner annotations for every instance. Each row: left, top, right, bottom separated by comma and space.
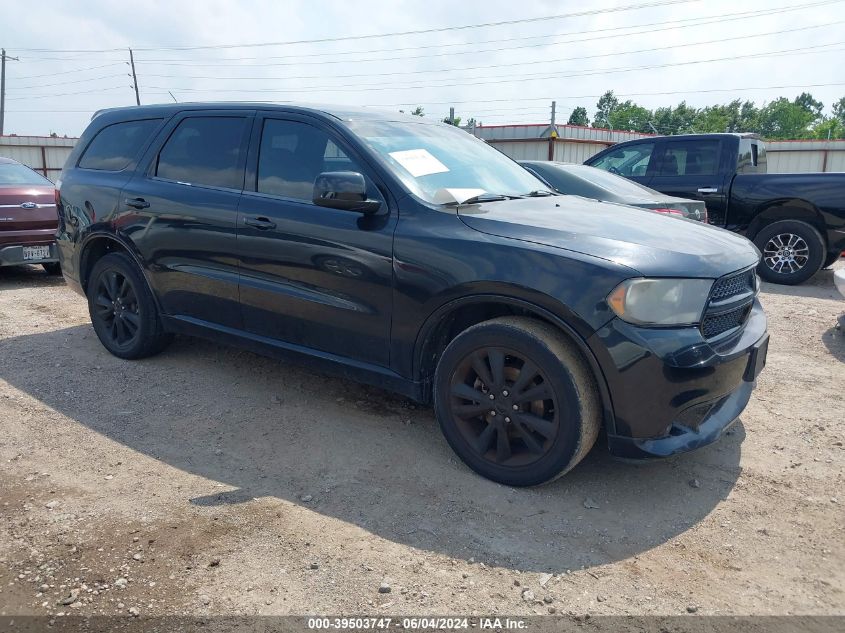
87, 252, 172, 359
753, 220, 825, 285
434, 317, 600, 486
93, 270, 142, 350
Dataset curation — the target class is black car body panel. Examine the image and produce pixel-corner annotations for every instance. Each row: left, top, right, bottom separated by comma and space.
584, 133, 845, 267
57, 104, 769, 462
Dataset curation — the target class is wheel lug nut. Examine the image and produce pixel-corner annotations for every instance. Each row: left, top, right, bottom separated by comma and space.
504, 417, 511, 423
488, 394, 495, 400
490, 411, 496, 416
512, 405, 518, 410
502, 390, 509, 397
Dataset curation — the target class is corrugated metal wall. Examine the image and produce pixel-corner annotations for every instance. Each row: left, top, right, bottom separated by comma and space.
476, 125, 845, 173
0, 135, 76, 182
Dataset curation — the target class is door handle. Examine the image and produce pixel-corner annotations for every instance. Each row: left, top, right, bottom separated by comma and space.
697, 187, 718, 194
125, 198, 150, 209
243, 216, 276, 230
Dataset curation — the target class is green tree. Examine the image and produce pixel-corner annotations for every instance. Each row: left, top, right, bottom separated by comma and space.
812, 116, 845, 139
793, 92, 823, 122
593, 91, 619, 128
832, 96, 845, 125
758, 98, 815, 139
411, 106, 425, 117
442, 115, 462, 126
607, 101, 652, 133
567, 107, 589, 126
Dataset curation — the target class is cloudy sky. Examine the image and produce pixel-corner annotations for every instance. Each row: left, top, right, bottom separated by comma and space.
2, 0, 844, 136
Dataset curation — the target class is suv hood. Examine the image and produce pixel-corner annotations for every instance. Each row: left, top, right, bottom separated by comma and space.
457, 195, 759, 278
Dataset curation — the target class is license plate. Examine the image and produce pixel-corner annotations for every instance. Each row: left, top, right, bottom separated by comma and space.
744, 334, 769, 382
22, 245, 51, 261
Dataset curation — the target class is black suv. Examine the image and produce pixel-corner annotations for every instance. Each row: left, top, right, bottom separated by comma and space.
57, 104, 768, 486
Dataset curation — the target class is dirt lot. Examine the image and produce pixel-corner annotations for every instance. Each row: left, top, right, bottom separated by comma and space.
0, 263, 843, 621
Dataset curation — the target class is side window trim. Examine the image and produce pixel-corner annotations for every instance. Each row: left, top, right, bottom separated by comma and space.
244, 114, 385, 206
142, 111, 255, 193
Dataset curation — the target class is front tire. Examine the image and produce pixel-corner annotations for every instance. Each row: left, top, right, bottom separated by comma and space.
87, 252, 172, 359
753, 220, 825, 285
433, 317, 600, 486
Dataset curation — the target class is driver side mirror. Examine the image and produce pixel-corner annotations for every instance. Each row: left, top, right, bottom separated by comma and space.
313, 171, 382, 214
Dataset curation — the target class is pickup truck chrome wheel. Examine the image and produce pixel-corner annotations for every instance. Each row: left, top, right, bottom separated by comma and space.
753, 220, 825, 285
763, 233, 809, 274
434, 317, 600, 486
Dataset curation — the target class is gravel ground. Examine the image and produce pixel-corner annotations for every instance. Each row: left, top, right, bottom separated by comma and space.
0, 262, 843, 621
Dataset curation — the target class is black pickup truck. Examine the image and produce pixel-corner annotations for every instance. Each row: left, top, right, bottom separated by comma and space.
584, 133, 845, 285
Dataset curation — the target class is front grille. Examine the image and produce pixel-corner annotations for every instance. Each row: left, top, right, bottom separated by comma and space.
701, 267, 756, 339
710, 268, 756, 302
702, 304, 752, 338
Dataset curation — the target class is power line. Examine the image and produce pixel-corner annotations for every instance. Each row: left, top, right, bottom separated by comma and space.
4, 85, 132, 101
8, 62, 127, 80
5, 0, 699, 53
132, 1, 844, 68
140, 42, 844, 95
136, 22, 842, 83
6, 73, 129, 90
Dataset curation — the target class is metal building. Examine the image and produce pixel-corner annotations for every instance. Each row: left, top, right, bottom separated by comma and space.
0, 135, 76, 182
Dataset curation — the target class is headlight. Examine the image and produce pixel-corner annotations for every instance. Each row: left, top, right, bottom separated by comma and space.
607, 278, 713, 326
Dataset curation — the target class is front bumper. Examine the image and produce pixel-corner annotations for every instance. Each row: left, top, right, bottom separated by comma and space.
0, 242, 59, 267
588, 299, 768, 459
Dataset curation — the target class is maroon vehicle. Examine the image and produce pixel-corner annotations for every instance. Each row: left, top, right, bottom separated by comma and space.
0, 157, 61, 274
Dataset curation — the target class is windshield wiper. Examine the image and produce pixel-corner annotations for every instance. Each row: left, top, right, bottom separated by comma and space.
448, 193, 523, 205
523, 189, 556, 197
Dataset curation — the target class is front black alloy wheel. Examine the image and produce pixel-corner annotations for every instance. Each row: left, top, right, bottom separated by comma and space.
434, 317, 600, 486
87, 252, 172, 359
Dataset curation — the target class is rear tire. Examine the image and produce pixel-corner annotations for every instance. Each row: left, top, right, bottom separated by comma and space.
42, 262, 61, 275
433, 316, 600, 486
87, 252, 172, 359
753, 220, 825, 285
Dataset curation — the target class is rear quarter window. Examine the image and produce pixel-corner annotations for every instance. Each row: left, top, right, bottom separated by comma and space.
78, 119, 162, 171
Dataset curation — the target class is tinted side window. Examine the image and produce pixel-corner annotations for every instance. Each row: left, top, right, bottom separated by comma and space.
156, 117, 247, 189
257, 119, 365, 201
658, 140, 720, 176
78, 119, 161, 171
590, 142, 654, 177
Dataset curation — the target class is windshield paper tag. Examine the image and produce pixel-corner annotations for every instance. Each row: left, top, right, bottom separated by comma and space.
388, 149, 449, 177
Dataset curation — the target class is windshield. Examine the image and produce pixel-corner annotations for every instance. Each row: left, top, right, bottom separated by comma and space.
347, 119, 545, 204
0, 163, 53, 186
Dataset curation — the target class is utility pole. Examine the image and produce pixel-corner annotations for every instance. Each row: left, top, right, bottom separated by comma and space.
449, 106, 455, 125
129, 48, 140, 106
548, 100, 557, 160
1, 48, 20, 136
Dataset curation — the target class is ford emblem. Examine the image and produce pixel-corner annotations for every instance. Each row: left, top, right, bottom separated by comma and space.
20, 202, 37, 209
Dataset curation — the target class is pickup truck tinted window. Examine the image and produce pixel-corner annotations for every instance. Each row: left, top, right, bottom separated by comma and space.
658, 140, 720, 176
589, 142, 654, 177
257, 119, 358, 200
78, 119, 161, 171
156, 117, 247, 189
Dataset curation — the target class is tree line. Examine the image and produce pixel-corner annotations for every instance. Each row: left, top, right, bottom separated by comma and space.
566, 91, 845, 139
